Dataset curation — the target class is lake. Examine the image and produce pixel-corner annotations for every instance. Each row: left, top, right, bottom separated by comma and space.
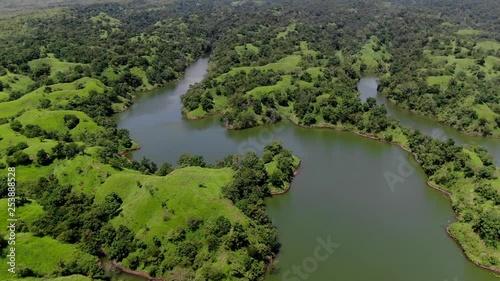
115, 58, 499, 281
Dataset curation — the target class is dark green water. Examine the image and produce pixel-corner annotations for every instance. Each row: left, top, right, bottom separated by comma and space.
115, 59, 499, 281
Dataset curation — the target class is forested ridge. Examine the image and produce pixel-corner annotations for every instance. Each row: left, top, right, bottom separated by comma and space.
0, 0, 498, 280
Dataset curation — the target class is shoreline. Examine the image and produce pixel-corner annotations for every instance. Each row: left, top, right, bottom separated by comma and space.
109, 260, 164, 281
118, 145, 141, 156
184, 97, 500, 140
445, 227, 500, 275
185, 112, 500, 274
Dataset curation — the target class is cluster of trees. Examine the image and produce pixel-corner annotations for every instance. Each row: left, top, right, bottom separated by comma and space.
18, 175, 133, 277
4, 139, 85, 167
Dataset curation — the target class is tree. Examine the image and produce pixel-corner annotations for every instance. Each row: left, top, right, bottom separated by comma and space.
210, 216, 231, 237
269, 171, 284, 187
10, 120, 22, 132
52, 142, 83, 160
6, 142, 28, 156
187, 217, 203, 231
157, 163, 173, 176
139, 157, 158, 174
39, 98, 51, 109
7, 151, 32, 166
177, 240, 201, 263
322, 107, 338, 124
206, 235, 220, 252
64, 114, 80, 129
366, 97, 377, 110
177, 153, 206, 167
102, 192, 123, 219
201, 96, 214, 112
32, 63, 51, 79
226, 223, 248, 250
474, 210, 500, 247
252, 101, 262, 115
36, 149, 52, 166
80, 230, 103, 256
302, 113, 317, 126
118, 71, 143, 88
109, 225, 135, 261
0, 235, 7, 250
23, 124, 45, 138
264, 141, 284, 157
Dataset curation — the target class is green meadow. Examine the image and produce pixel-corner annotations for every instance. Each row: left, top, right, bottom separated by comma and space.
27, 55, 86, 80
0, 78, 106, 119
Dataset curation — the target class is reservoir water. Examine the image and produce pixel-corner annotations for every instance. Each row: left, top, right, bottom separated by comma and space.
115, 59, 499, 281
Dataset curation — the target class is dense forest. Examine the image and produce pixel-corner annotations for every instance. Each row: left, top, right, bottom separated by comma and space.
0, 0, 499, 280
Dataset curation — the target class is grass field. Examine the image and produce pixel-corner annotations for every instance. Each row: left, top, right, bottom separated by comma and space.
209, 54, 303, 105
0, 123, 58, 160
28, 55, 86, 80
90, 12, 121, 27
0, 77, 107, 118
95, 167, 242, 234
0, 233, 95, 279
130, 67, 154, 90
474, 41, 500, 52
354, 36, 391, 73
220, 55, 301, 80
101, 67, 119, 82
427, 75, 452, 88
247, 75, 292, 98
90, 166, 263, 273
235, 43, 259, 56
0, 72, 35, 94
16, 110, 102, 137
276, 23, 296, 39
189, 62, 298, 119
53, 155, 118, 194
298, 41, 318, 57
456, 29, 482, 36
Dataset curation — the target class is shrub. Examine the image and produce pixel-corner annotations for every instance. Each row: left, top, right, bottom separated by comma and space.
23, 124, 45, 138
36, 149, 52, 166
10, 120, 22, 132
302, 113, 317, 126
64, 114, 80, 129
6, 142, 28, 156
210, 216, 231, 237
7, 151, 32, 167
187, 217, 203, 231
